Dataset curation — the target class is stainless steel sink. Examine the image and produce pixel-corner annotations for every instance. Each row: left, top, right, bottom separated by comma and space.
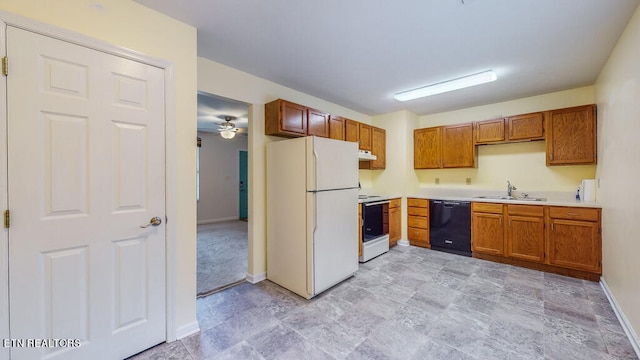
473, 195, 546, 202
475, 195, 517, 200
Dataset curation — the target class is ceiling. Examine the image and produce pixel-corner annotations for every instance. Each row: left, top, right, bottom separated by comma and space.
197, 92, 249, 133
135, 0, 639, 116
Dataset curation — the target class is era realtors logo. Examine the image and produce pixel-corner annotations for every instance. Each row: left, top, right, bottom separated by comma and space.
2, 338, 82, 348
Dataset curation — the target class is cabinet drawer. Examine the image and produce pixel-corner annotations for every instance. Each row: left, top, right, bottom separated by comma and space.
549, 207, 600, 221
508, 204, 543, 217
389, 198, 401, 208
407, 198, 428, 208
408, 215, 428, 229
408, 227, 429, 241
472, 202, 503, 214
408, 206, 428, 217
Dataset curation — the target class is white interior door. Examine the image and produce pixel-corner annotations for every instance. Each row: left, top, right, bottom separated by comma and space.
6, 26, 166, 359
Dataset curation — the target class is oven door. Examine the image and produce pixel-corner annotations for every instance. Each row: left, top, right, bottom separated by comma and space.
362, 200, 389, 242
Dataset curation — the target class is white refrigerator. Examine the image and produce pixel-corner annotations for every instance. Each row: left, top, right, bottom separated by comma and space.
266, 136, 359, 299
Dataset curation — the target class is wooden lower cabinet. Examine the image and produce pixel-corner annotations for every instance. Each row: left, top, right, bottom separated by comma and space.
407, 198, 429, 248
506, 204, 545, 263
388, 198, 401, 246
471, 203, 505, 255
548, 207, 601, 273
472, 202, 601, 280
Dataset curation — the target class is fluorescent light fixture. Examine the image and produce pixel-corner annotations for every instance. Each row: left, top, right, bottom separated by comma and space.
394, 70, 497, 101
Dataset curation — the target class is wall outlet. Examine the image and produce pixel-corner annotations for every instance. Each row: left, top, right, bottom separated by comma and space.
435, 177, 440, 185
466, 178, 472, 185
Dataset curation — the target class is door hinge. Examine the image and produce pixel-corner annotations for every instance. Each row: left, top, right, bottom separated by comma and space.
2, 56, 7, 76
4, 210, 9, 228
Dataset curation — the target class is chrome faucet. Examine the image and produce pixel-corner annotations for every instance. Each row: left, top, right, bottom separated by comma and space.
507, 181, 517, 197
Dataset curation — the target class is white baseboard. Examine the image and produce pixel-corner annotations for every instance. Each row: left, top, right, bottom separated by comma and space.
246, 272, 266, 284
397, 239, 410, 247
197, 217, 238, 225
175, 321, 200, 340
600, 277, 640, 358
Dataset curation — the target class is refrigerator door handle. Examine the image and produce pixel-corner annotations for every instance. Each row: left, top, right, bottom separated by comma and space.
312, 149, 318, 190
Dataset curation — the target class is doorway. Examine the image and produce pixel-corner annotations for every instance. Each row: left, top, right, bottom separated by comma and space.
196, 92, 250, 296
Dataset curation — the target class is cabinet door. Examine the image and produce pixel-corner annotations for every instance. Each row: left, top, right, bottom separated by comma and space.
307, 108, 329, 138
370, 127, 386, 169
442, 123, 475, 168
507, 215, 545, 262
472, 212, 504, 255
546, 105, 596, 165
328, 116, 345, 140
265, 99, 307, 137
389, 207, 400, 245
475, 119, 505, 144
548, 219, 600, 272
359, 123, 372, 151
281, 100, 308, 135
345, 119, 359, 143
507, 112, 544, 141
414, 127, 441, 169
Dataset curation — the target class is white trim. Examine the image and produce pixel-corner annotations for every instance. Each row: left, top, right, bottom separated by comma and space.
246, 272, 266, 284
397, 239, 410, 247
197, 217, 239, 225
600, 277, 640, 358
0, 19, 9, 360
0, 9, 181, 344
175, 321, 200, 340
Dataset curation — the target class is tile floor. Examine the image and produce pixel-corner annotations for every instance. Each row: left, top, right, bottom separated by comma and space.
130, 246, 638, 360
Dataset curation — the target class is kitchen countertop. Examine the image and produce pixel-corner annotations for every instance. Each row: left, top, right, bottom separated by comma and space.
408, 188, 601, 208
358, 194, 402, 204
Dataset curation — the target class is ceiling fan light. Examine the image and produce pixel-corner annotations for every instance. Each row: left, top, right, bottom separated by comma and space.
220, 130, 236, 139
394, 70, 497, 102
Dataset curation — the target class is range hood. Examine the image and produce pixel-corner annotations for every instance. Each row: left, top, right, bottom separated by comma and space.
358, 150, 377, 161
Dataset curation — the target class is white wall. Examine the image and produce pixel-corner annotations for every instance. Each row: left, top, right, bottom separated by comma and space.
197, 131, 248, 223
415, 86, 597, 192
0, 0, 198, 337
197, 57, 372, 278
595, 3, 640, 345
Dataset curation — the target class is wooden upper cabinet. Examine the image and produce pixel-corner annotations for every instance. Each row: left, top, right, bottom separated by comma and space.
360, 126, 386, 170
345, 119, 359, 143
475, 118, 505, 144
265, 99, 307, 137
328, 115, 345, 140
414, 127, 441, 169
546, 104, 597, 165
307, 108, 329, 138
442, 123, 475, 168
507, 112, 544, 141
371, 127, 386, 169
359, 123, 372, 151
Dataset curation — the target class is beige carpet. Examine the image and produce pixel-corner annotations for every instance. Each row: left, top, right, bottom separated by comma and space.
197, 220, 248, 296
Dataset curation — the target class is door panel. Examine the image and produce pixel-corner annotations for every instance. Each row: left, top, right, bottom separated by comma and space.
310, 189, 358, 295
7, 26, 166, 359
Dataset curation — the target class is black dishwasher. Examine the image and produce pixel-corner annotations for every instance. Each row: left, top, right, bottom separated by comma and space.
429, 200, 471, 257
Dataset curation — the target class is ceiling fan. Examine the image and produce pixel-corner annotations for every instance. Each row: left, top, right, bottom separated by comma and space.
217, 115, 239, 139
